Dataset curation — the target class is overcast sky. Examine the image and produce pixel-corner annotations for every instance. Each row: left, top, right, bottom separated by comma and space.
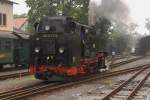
13, 0, 29, 14
12, 0, 150, 34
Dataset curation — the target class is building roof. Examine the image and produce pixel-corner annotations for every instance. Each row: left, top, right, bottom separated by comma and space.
0, 0, 17, 4
14, 18, 27, 29
0, 31, 18, 39
0, 28, 30, 39
13, 28, 30, 39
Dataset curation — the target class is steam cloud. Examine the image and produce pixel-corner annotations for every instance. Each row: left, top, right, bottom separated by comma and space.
89, 0, 130, 25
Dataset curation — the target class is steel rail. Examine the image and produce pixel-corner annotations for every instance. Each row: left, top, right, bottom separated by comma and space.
101, 67, 148, 100
0, 72, 29, 80
111, 57, 143, 68
126, 71, 150, 100
107, 55, 124, 61
0, 82, 51, 97
0, 64, 149, 100
0, 83, 61, 100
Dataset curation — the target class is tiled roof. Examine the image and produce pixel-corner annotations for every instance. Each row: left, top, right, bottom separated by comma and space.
14, 18, 27, 29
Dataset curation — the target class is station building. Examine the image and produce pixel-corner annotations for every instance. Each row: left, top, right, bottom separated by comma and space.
0, 0, 14, 32
0, 0, 30, 34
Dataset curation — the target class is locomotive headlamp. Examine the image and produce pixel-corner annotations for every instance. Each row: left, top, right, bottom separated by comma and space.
93, 43, 96, 48
50, 56, 54, 59
35, 48, 40, 53
36, 38, 39, 41
59, 47, 64, 53
45, 25, 50, 31
46, 56, 50, 60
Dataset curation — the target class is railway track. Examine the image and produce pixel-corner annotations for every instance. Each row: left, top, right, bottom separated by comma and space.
0, 64, 149, 100
110, 56, 143, 68
101, 66, 150, 100
107, 55, 131, 62
0, 72, 29, 80
0, 56, 143, 81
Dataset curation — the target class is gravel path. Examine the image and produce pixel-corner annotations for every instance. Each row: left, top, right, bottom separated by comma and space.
0, 69, 28, 76
0, 75, 43, 93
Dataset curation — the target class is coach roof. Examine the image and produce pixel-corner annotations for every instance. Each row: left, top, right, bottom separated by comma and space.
0, 31, 18, 39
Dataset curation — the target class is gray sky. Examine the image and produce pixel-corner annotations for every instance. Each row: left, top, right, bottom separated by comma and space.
13, 0, 29, 14
12, 0, 150, 34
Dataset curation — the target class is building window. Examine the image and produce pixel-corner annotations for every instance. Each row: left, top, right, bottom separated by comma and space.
0, 13, 2, 25
3, 14, 6, 26
0, 13, 7, 26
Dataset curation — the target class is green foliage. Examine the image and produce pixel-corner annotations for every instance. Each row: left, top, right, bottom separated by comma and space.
14, 13, 27, 18
94, 17, 131, 54
94, 17, 112, 51
25, 0, 90, 32
145, 18, 150, 34
111, 30, 130, 54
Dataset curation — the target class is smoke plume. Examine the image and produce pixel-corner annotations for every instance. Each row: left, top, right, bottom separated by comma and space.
89, 0, 130, 25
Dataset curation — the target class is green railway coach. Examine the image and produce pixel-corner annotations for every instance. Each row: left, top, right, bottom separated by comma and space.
0, 31, 30, 69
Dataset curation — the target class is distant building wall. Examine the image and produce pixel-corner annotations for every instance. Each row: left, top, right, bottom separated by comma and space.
88, 2, 98, 26
89, 13, 96, 26
21, 21, 28, 32
0, 1, 13, 31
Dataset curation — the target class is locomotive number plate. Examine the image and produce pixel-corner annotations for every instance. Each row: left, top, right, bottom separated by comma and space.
42, 34, 58, 38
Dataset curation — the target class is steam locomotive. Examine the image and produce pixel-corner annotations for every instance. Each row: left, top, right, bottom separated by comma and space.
29, 16, 108, 81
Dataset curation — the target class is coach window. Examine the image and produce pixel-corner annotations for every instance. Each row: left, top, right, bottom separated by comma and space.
4, 41, 11, 51
0, 40, 1, 50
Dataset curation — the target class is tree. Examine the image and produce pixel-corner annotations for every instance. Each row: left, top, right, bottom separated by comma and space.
94, 17, 112, 51
111, 31, 130, 54
129, 23, 138, 34
14, 13, 27, 18
145, 18, 150, 34
57, 0, 89, 24
26, 0, 58, 31
25, 0, 90, 32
